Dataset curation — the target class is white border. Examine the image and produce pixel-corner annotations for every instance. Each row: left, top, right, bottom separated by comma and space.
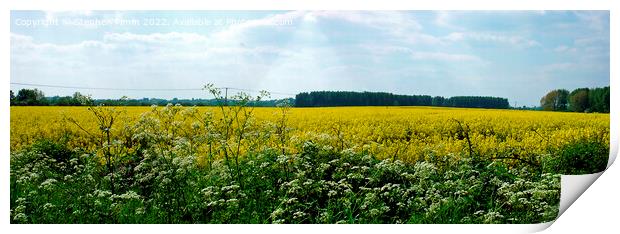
2, 1, 617, 233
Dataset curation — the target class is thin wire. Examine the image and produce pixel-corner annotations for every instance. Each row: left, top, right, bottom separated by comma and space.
10, 82, 297, 96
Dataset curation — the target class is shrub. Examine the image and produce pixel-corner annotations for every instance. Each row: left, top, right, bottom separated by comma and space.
543, 139, 608, 174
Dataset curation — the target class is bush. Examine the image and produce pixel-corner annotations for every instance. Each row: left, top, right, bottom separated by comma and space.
543, 139, 608, 174
10, 139, 560, 224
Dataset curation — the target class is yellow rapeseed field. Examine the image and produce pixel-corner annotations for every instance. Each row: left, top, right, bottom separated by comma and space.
10, 106, 609, 165
8, 104, 608, 224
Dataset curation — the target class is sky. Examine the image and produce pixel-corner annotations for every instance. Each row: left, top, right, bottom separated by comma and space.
10, 11, 610, 106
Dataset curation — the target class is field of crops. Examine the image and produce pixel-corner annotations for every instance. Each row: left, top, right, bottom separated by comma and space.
10, 106, 609, 161
10, 104, 609, 224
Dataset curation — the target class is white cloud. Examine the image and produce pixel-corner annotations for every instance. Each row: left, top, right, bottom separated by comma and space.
359, 44, 483, 63
574, 36, 608, 46
554, 45, 577, 53
313, 11, 438, 45
11, 33, 112, 52
574, 11, 608, 32
401, 33, 444, 45
10, 33, 33, 44
312, 11, 422, 31
433, 11, 465, 31
214, 11, 303, 41
103, 32, 210, 44
214, 11, 435, 46
12, 31, 288, 61
536, 61, 608, 85
445, 32, 541, 48
541, 62, 577, 73
410, 51, 482, 62
434, 11, 452, 27
360, 44, 411, 55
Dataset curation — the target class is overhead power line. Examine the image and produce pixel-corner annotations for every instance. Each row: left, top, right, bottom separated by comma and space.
10, 82, 297, 96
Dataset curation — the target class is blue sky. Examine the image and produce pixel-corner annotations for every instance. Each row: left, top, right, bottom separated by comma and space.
10, 11, 609, 106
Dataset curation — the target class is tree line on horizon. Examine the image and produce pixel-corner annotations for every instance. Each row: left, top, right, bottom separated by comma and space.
540, 86, 610, 113
295, 91, 510, 109
10, 87, 609, 113
9, 89, 511, 109
9, 89, 292, 107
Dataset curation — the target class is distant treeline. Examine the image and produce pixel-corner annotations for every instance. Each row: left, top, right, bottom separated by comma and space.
295, 91, 509, 109
9, 89, 292, 107
12, 86, 610, 112
94, 98, 293, 107
432, 96, 510, 109
540, 86, 609, 113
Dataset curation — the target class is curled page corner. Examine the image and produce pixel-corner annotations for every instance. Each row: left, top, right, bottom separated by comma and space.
551, 131, 617, 227
510, 174, 605, 234
540, 139, 616, 232
552, 145, 616, 226
558, 172, 604, 217
521, 221, 554, 233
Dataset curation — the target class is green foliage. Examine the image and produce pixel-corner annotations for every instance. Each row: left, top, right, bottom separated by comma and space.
541, 86, 609, 113
540, 89, 569, 111
443, 96, 509, 109
295, 91, 433, 107
588, 86, 610, 113
431, 96, 445, 106
10, 88, 288, 107
31, 139, 77, 166
568, 88, 589, 112
10, 139, 561, 224
10, 90, 15, 105
543, 138, 609, 175
10, 140, 101, 223
14, 88, 48, 106
295, 91, 509, 109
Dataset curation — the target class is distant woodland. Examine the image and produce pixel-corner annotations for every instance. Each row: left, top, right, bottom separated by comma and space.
539, 86, 610, 113
9, 86, 610, 113
294, 91, 510, 109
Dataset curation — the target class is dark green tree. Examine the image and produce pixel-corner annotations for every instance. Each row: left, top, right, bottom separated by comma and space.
432, 96, 445, 106
540, 89, 569, 111
10, 90, 15, 105
295, 91, 508, 109
588, 86, 610, 113
568, 88, 590, 112
15, 88, 47, 106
